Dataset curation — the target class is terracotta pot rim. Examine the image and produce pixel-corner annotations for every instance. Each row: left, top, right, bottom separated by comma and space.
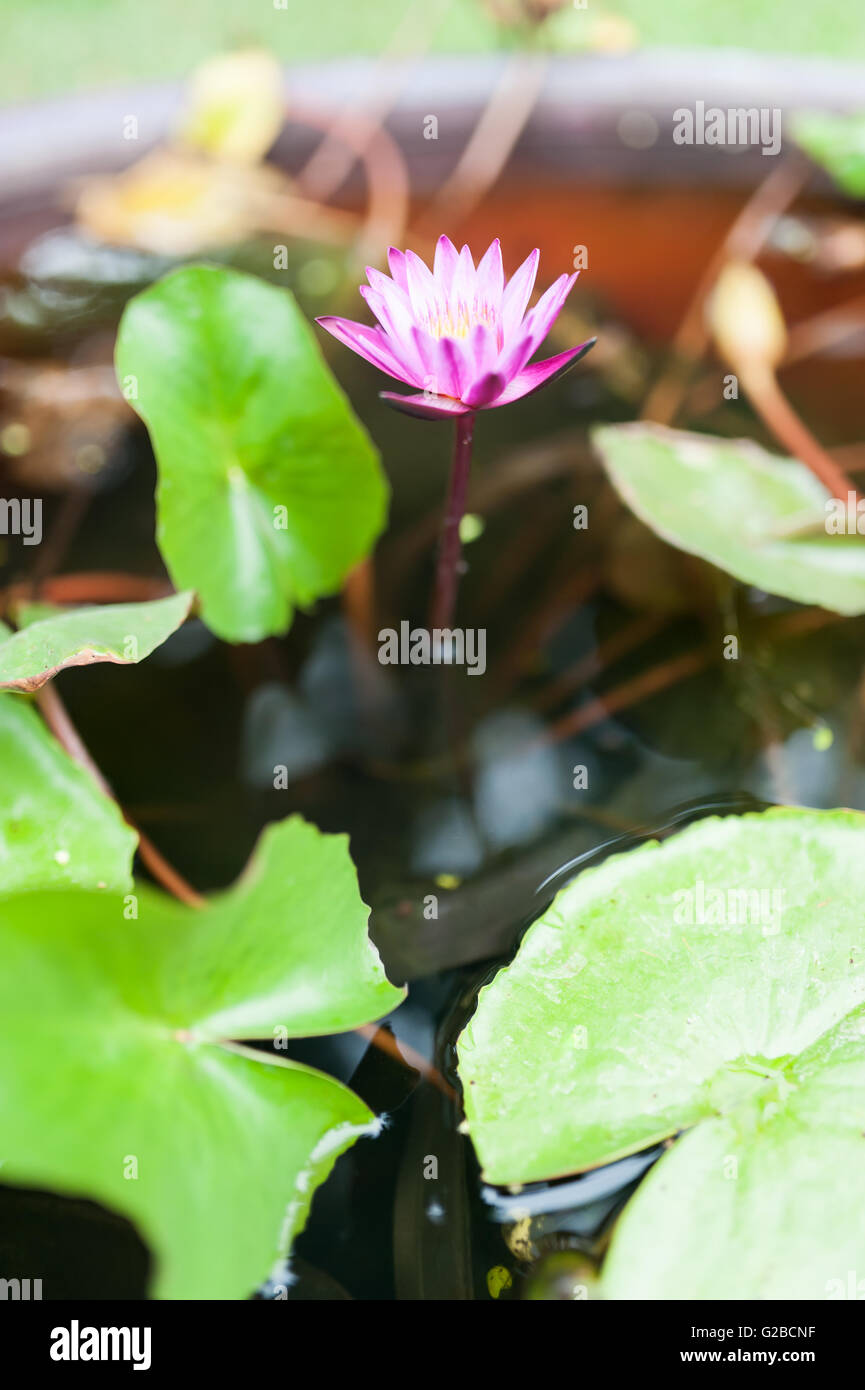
1, 48, 864, 207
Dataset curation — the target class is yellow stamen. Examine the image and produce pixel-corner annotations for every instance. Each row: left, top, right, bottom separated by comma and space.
425, 298, 497, 340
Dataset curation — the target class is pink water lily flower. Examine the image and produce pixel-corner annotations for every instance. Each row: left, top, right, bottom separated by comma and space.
317, 235, 594, 419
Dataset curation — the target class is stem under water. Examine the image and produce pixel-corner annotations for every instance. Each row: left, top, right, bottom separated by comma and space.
745, 362, 859, 504
430, 411, 475, 632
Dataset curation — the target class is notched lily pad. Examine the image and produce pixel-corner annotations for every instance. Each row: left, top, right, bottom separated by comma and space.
0, 814, 405, 1298
592, 423, 865, 615
457, 808, 865, 1299
604, 1004, 865, 1299
0, 591, 194, 691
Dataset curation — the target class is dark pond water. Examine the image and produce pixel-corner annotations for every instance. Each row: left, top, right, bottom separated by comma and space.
2, 178, 865, 1298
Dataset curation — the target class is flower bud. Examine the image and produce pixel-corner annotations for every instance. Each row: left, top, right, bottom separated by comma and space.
709, 262, 788, 373
177, 50, 284, 165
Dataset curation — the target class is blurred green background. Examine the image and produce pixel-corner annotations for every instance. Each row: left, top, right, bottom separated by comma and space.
2, 0, 865, 105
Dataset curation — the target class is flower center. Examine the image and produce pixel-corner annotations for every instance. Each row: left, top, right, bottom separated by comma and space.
426, 297, 497, 341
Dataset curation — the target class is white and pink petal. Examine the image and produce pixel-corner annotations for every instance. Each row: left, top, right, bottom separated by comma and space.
379, 390, 472, 420
386, 247, 409, 293
316, 315, 418, 386
435, 336, 473, 399
475, 238, 504, 310
404, 249, 442, 323
501, 248, 540, 338
433, 235, 461, 293
486, 338, 596, 406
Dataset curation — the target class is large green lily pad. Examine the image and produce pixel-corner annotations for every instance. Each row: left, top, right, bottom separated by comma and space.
115, 265, 388, 643
0, 815, 404, 1299
457, 808, 865, 1299
592, 423, 865, 615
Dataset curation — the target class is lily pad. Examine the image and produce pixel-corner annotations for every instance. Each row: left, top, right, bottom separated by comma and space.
457, 808, 865, 1298
0, 591, 194, 691
792, 110, 865, 198
0, 694, 136, 895
0, 815, 404, 1298
592, 423, 865, 615
115, 265, 388, 643
604, 1007, 865, 1298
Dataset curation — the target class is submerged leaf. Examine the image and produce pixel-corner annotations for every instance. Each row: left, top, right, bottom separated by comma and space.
592, 423, 865, 614
116, 265, 388, 642
457, 808, 865, 1298
0, 591, 194, 691
0, 815, 404, 1298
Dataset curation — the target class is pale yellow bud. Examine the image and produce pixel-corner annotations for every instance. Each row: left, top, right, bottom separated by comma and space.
177, 50, 285, 165
708, 262, 788, 373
